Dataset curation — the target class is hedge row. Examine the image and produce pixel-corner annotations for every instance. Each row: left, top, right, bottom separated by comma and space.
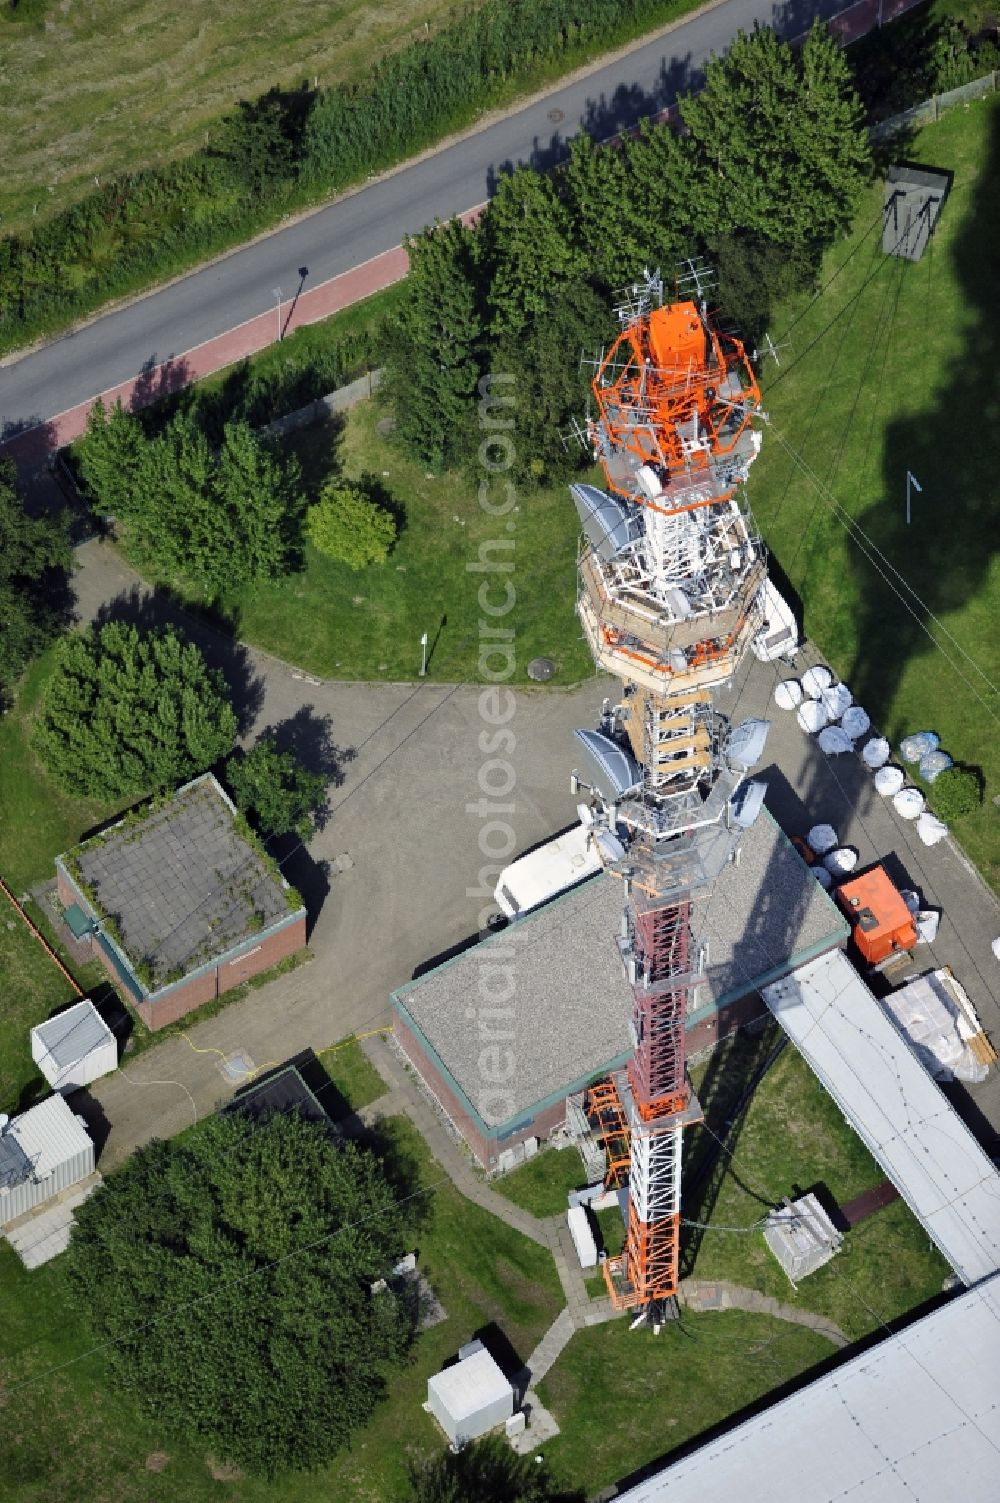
0, 0, 690, 353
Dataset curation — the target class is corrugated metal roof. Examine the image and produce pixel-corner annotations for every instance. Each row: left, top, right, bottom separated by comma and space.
619, 1273, 1000, 1502
32, 999, 113, 1070
763, 950, 1000, 1286
10, 1093, 92, 1180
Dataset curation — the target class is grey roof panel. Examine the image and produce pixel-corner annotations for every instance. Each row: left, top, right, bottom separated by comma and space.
619, 1274, 1000, 1503
764, 950, 1000, 1285
33, 1000, 113, 1069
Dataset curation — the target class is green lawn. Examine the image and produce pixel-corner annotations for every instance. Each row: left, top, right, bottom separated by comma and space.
539, 1311, 836, 1496
317, 1035, 390, 1114
748, 94, 1000, 889
0, 647, 121, 1111
0, 1114, 563, 1503
0, 0, 467, 236
686, 1042, 950, 1341
233, 399, 593, 684
493, 1145, 588, 1218
0, 914, 85, 1117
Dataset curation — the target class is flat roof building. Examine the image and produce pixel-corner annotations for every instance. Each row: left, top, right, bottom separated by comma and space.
393, 812, 847, 1168
56, 774, 306, 1032
617, 1273, 1000, 1502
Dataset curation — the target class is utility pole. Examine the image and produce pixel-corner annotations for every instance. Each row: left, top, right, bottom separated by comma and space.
906, 471, 922, 526
272, 286, 283, 343
419, 632, 429, 677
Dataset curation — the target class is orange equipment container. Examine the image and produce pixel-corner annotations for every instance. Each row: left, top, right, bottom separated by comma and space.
835, 866, 918, 966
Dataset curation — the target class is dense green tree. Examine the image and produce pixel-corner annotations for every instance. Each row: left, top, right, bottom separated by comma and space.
67, 1111, 413, 1476
215, 419, 307, 584
225, 736, 327, 838
714, 230, 814, 344
680, 22, 871, 251
409, 1435, 584, 1502
34, 621, 237, 799
306, 480, 397, 569
78, 404, 306, 597
482, 168, 586, 338
0, 458, 72, 701
621, 120, 703, 276
78, 397, 156, 523
211, 88, 301, 194
385, 218, 483, 467
561, 132, 648, 289
495, 284, 613, 485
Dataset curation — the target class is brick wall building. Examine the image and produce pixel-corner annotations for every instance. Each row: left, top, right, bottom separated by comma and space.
56, 773, 306, 1031
392, 812, 848, 1170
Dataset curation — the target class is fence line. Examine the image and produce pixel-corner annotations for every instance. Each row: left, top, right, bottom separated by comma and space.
872, 69, 999, 138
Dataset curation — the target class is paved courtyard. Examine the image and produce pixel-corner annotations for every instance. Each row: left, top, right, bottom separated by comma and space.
66, 539, 1000, 1165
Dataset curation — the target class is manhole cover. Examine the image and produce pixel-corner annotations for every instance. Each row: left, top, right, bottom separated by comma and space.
527, 657, 556, 682
548, 107, 565, 124
218, 1050, 255, 1083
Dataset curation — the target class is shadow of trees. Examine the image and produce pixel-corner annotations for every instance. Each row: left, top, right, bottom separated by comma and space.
845, 108, 999, 758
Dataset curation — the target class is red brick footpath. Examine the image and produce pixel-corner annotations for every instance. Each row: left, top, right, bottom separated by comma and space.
0, 0, 920, 467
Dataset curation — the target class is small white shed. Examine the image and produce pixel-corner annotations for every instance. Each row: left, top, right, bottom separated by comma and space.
0, 1094, 95, 1227
31, 999, 117, 1093
426, 1344, 514, 1445
763, 1193, 843, 1285
567, 1204, 598, 1268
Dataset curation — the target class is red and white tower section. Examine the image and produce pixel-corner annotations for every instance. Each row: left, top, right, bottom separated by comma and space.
568, 271, 771, 1320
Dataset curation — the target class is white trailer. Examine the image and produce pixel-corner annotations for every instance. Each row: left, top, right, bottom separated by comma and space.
752, 579, 799, 663
494, 824, 602, 920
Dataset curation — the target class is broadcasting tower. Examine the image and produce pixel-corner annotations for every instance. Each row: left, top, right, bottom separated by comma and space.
569, 268, 770, 1324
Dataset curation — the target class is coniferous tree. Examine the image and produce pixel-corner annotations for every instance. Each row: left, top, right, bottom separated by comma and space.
34, 621, 237, 799
481, 167, 586, 338
680, 21, 871, 250
0, 458, 72, 702
385, 217, 483, 467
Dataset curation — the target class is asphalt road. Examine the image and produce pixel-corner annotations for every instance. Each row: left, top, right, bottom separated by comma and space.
0, 0, 850, 436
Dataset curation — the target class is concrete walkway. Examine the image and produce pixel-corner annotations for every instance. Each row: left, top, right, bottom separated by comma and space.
680, 1278, 850, 1348
359, 1034, 849, 1403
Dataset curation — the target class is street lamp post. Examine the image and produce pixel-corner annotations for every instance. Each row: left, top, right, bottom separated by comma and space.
272, 286, 282, 343
906, 470, 922, 526
419, 632, 429, 677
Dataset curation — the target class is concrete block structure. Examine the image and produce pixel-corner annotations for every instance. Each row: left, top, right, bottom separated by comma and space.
763, 1193, 843, 1285
31, 998, 117, 1093
393, 812, 847, 1169
55, 774, 306, 1031
0, 1094, 95, 1228
426, 1344, 515, 1446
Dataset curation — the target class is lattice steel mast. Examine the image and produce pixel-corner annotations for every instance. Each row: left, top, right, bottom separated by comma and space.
568, 268, 770, 1322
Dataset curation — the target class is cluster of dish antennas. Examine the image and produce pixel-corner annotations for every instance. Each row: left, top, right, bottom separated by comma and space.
569, 710, 773, 868
567, 265, 769, 638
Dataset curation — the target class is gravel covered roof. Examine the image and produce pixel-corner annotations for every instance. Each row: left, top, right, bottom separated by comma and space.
68, 775, 292, 986
394, 812, 846, 1128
